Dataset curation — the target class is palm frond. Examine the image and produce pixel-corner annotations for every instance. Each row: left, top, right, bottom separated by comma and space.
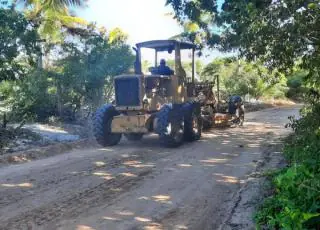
55, 0, 85, 6
59, 15, 87, 26
18, 0, 86, 8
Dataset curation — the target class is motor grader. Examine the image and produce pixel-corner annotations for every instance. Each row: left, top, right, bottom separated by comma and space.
93, 40, 204, 147
193, 77, 245, 128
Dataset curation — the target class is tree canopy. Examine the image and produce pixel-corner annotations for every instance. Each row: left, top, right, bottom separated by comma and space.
0, 6, 134, 121
13, 0, 88, 42
58, 24, 134, 109
0, 8, 39, 81
166, 0, 320, 79
202, 58, 288, 100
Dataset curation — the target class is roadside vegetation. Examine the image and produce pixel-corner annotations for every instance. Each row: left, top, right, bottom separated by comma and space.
255, 103, 320, 229
167, 0, 320, 229
0, 1, 134, 150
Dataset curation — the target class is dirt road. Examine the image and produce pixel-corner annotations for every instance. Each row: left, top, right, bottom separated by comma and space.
0, 106, 300, 230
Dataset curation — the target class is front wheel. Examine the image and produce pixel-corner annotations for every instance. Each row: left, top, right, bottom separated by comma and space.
93, 104, 122, 146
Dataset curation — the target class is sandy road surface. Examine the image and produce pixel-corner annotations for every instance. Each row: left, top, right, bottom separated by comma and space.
0, 106, 300, 230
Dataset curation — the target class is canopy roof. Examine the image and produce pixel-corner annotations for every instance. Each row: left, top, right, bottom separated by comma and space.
136, 40, 196, 51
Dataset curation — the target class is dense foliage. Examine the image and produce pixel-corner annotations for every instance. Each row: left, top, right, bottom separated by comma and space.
286, 68, 309, 101
0, 8, 39, 81
17, 0, 88, 42
166, 0, 319, 91
256, 100, 320, 229
166, 0, 319, 74
0, 6, 134, 123
202, 58, 288, 100
167, 0, 320, 229
57, 25, 134, 114
165, 0, 220, 49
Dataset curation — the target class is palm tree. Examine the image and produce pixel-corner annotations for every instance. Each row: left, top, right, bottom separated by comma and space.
16, 0, 84, 8
15, 0, 87, 42
11, 0, 88, 71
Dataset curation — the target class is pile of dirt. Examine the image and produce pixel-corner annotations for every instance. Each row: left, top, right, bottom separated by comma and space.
0, 122, 89, 164
0, 127, 43, 153
0, 138, 97, 165
46, 121, 94, 138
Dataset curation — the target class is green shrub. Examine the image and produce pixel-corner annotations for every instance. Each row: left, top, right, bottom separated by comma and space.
2, 70, 57, 122
256, 164, 320, 230
256, 102, 320, 230
286, 70, 308, 101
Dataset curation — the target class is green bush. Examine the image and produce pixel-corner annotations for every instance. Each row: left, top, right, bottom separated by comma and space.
202, 58, 288, 100
255, 102, 320, 230
1, 70, 57, 122
286, 70, 308, 101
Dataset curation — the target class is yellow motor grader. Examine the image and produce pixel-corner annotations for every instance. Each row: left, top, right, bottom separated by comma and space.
93, 40, 203, 147
92, 39, 242, 147
193, 77, 245, 128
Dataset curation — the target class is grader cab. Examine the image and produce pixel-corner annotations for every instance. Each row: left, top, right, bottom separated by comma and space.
93, 40, 203, 147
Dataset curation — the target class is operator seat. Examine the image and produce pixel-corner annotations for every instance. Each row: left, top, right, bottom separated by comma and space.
158, 66, 174, 75
153, 59, 174, 75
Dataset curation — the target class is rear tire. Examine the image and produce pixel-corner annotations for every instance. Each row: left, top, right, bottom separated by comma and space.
155, 104, 184, 147
201, 116, 213, 130
93, 104, 122, 146
184, 103, 202, 142
124, 133, 143, 141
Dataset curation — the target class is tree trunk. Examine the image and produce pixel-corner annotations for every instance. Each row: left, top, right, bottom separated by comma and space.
56, 81, 63, 117
2, 113, 7, 129
95, 86, 104, 108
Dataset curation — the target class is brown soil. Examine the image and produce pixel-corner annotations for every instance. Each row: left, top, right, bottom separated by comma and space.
0, 106, 300, 230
